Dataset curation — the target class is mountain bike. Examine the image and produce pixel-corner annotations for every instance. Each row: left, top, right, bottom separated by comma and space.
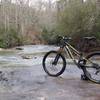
42, 36, 100, 84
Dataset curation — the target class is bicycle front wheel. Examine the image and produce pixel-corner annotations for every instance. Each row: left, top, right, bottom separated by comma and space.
84, 52, 100, 84
42, 51, 66, 77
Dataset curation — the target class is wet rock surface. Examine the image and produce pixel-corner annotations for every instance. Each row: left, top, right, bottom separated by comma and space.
0, 45, 100, 100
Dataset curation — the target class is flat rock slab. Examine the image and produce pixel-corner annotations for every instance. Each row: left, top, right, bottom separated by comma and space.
0, 45, 99, 100
0, 65, 100, 100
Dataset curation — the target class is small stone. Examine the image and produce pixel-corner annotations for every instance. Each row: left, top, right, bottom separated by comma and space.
16, 47, 23, 50
21, 55, 32, 59
34, 57, 37, 59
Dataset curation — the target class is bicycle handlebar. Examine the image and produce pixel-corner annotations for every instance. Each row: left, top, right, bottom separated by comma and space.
57, 35, 72, 42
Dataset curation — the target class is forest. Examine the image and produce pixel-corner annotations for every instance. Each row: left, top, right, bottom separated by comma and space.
0, 0, 100, 48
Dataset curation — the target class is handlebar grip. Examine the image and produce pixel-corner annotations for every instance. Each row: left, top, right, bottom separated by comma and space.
57, 35, 72, 42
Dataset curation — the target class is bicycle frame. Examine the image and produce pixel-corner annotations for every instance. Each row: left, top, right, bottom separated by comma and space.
58, 41, 85, 66
64, 42, 82, 64
58, 41, 95, 67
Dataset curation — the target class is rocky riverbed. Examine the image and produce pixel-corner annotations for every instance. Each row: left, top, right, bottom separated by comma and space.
0, 45, 100, 100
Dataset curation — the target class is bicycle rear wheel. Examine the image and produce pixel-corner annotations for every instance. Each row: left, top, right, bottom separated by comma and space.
42, 51, 66, 77
84, 52, 100, 84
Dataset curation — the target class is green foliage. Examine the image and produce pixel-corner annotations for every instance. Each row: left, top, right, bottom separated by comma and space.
42, 28, 58, 44
58, 1, 95, 34
0, 28, 23, 48
56, 0, 100, 45
41, 0, 100, 47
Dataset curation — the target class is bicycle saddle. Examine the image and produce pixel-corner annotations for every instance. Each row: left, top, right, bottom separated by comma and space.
83, 36, 96, 40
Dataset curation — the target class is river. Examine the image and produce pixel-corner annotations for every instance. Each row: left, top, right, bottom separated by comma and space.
0, 45, 99, 100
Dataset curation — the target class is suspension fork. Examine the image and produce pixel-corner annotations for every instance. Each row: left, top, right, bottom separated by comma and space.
52, 47, 64, 65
